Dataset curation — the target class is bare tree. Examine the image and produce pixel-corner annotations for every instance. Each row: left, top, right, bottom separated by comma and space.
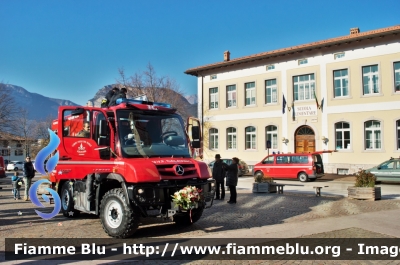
0, 82, 19, 134
10, 108, 36, 157
29, 115, 54, 158
117, 63, 193, 120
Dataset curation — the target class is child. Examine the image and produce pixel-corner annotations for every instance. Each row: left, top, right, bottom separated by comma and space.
11, 172, 23, 200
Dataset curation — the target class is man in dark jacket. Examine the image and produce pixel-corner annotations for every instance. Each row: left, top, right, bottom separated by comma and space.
108, 87, 127, 107
101, 87, 119, 108
224, 157, 239, 204
23, 156, 35, 201
212, 154, 226, 200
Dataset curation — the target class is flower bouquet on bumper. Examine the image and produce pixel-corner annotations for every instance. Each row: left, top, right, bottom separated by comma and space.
171, 186, 203, 212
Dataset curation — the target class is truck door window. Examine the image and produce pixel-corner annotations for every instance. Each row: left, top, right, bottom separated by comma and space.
63, 110, 90, 137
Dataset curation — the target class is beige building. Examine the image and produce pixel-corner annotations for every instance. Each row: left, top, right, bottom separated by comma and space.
185, 25, 400, 174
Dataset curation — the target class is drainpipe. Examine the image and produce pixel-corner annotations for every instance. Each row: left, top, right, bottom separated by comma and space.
200, 73, 204, 159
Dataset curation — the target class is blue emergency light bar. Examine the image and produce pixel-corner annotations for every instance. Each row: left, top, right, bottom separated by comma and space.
116, 98, 171, 108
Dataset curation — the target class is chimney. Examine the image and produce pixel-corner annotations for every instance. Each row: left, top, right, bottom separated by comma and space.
224, 50, 230, 61
350, 27, 360, 35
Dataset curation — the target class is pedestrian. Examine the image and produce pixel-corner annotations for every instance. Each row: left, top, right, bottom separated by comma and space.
101, 86, 119, 108
108, 87, 127, 107
212, 154, 226, 200
224, 157, 239, 204
11, 171, 23, 200
23, 156, 35, 201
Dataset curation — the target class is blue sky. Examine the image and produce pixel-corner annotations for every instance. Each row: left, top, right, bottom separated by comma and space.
1, 0, 399, 106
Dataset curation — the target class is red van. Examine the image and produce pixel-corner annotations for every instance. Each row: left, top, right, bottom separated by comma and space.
0, 156, 6, 178
253, 151, 335, 182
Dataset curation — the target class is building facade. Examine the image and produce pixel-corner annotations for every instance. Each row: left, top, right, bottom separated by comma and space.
185, 25, 400, 174
0, 140, 26, 164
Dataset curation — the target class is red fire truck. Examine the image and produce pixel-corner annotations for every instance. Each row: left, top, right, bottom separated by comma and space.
50, 98, 214, 238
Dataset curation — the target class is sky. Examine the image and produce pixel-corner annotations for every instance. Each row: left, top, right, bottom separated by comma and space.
1, 0, 399, 106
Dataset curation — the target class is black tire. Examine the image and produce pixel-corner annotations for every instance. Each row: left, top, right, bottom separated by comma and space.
173, 207, 204, 226
14, 167, 18, 171
298, 172, 309, 182
99, 188, 140, 238
255, 171, 263, 178
61, 181, 80, 218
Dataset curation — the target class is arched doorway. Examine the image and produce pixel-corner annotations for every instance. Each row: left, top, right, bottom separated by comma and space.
295, 126, 315, 153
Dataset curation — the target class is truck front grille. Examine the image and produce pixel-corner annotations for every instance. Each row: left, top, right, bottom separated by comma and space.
156, 164, 197, 178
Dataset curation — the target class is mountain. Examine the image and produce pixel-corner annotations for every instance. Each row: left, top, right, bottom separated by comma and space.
4, 83, 197, 122
87, 85, 198, 118
4, 84, 79, 120
185, 94, 198, 104
86, 84, 115, 107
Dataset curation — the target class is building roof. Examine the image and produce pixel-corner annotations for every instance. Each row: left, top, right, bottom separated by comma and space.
185, 25, 400, 76
0, 132, 27, 142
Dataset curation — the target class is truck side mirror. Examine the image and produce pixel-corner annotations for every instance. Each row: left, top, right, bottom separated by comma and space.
192, 126, 200, 140
191, 126, 200, 148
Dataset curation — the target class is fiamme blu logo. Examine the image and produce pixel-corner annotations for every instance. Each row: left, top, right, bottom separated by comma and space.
31, 129, 61, 219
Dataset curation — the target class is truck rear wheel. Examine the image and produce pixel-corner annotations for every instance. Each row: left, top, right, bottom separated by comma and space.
61, 181, 80, 218
99, 188, 140, 238
173, 207, 204, 226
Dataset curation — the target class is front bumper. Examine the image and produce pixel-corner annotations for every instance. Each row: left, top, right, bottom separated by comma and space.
126, 178, 216, 214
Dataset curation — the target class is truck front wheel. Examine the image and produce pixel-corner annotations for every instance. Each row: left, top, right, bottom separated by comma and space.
61, 181, 80, 218
173, 207, 204, 226
99, 188, 140, 238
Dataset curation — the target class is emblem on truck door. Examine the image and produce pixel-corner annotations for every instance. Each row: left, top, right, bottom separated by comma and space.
173, 165, 184, 176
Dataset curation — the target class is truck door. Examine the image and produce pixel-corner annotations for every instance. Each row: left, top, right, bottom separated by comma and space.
59, 107, 111, 160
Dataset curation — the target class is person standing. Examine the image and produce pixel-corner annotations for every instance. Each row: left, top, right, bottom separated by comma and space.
11, 171, 23, 200
212, 154, 226, 200
101, 86, 119, 107
23, 156, 35, 201
224, 157, 239, 204
108, 87, 127, 107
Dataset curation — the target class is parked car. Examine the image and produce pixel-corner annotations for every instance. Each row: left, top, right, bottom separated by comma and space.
252, 150, 335, 182
208, 158, 249, 176
6, 161, 24, 171
365, 157, 400, 182
0, 156, 6, 178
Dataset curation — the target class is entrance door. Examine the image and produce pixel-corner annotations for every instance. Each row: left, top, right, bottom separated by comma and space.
295, 126, 315, 153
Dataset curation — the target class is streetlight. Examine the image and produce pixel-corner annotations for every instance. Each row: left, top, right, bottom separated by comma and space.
7, 146, 11, 166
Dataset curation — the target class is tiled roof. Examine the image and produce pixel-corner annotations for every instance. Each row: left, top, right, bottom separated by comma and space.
185, 25, 400, 76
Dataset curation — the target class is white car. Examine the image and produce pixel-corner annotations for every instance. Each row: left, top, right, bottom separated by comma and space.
7, 161, 24, 171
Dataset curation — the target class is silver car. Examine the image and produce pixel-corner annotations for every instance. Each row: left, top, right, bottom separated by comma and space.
6, 161, 24, 171
365, 158, 400, 182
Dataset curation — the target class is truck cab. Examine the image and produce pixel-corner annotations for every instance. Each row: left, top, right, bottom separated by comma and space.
51, 98, 214, 238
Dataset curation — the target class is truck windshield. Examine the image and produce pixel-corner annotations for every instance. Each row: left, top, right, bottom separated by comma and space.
116, 110, 190, 158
